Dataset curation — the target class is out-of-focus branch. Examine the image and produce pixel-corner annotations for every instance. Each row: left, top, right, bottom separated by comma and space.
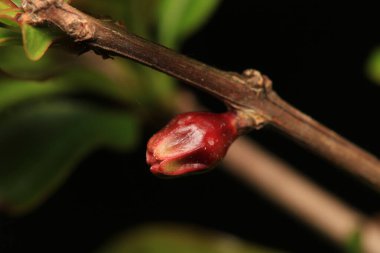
226, 137, 362, 244
224, 138, 380, 253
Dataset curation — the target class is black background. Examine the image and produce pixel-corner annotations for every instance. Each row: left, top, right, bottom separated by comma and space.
1, 1, 380, 253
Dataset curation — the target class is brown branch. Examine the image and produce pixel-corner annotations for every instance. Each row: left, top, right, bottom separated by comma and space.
227, 137, 364, 244
224, 137, 380, 253
20, 0, 380, 188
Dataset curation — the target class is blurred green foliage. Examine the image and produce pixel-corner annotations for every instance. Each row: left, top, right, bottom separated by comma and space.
0, 9, 19, 27
366, 47, 380, 85
0, 0, 220, 215
0, 26, 20, 45
10, 0, 21, 7
157, 0, 220, 49
0, 101, 138, 214
344, 230, 362, 253
97, 224, 284, 253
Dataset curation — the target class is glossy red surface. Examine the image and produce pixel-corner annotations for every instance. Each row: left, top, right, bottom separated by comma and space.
146, 112, 238, 176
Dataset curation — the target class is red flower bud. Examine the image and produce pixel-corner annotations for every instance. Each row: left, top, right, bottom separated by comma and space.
146, 112, 238, 177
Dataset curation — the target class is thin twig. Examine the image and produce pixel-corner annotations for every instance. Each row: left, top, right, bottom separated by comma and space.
19, 0, 380, 188
224, 137, 380, 253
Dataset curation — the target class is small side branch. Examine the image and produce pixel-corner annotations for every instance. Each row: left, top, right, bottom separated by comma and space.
20, 0, 380, 188
224, 137, 380, 253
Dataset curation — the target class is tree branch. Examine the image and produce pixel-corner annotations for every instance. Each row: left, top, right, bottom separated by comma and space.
224, 137, 380, 253
20, 0, 380, 188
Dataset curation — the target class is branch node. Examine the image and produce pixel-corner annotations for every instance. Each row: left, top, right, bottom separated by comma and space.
236, 109, 268, 131
22, 0, 63, 13
21, 0, 95, 41
242, 69, 273, 96
230, 105, 269, 132
65, 18, 95, 42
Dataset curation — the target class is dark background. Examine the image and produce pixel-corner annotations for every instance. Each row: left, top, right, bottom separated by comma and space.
1, 1, 380, 253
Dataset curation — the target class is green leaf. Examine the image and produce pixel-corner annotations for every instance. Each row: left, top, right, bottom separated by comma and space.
157, 0, 220, 49
97, 224, 284, 253
0, 26, 21, 45
0, 0, 17, 9
0, 1, 8, 9
21, 23, 55, 61
122, 0, 158, 38
0, 78, 71, 111
345, 230, 362, 253
366, 47, 380, 85
9, 0, 20, 7
0, 69, 136, 112
0, 7, 21, 27
0, 45, 54, 76
60, 69, 136, 104
74, 0, 158, 38
0, 101, 139, 214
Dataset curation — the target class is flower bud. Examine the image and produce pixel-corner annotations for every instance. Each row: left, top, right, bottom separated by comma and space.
146, 112, 238, 177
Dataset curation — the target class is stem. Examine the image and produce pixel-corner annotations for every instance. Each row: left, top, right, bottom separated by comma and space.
266, 92, 380, 188
20, 0, 380, 188
225, 137, 363, 244
224, 137, 380, 253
